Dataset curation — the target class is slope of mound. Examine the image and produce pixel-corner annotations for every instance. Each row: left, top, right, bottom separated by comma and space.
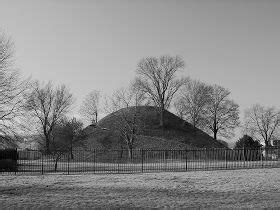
85, 106, 225, 150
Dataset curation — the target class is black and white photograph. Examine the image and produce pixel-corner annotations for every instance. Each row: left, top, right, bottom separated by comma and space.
1, 0, 280, 208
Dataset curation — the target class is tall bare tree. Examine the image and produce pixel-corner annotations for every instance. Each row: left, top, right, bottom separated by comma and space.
0, 33, 30, 146
204, 85, 239, 140
174, 79, 211, 128
173, 97, 185, 119
134, 55, 186, 127
244, 104, 280, 147
103, 87, 132, 114
39, 117, 87, 172
25, 81, 73, 153
105, 85, 147, 158
53, 117, 87, 160
80, 90, 101, 124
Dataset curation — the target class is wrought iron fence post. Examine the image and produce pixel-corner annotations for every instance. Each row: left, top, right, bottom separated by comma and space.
164, 150, 166, 171
225, 149, 227, 169
14, 149, 17, 175
185, 149, 188, 171
204, 148, 207, 170
261, 148, 263, 168
117, 150, 120, 174
141, 149, 144, 173
117, 149, 121, 174
41, 151, 44, 175
243, 147, 246, 168
67, 152, 70, 175
93, 149, 96, 174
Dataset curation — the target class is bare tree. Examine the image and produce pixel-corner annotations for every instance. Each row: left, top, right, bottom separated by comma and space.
53, 117, 87, 158
105, 85, 147, 159
0, 33, 30, 146
173, 97, 185, 119
244, 104, 280, 147
80, 90, 101, 124
134, 55, 186, 127
103, 83, 149, 114
174, 79, 211, 128
25, 81, 74, 153
103, 87, 133, 114
50, 117, 87, 171
204, 85, 240, 140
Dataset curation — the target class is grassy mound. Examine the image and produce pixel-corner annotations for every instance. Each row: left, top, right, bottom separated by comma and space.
85, 106, 225, 150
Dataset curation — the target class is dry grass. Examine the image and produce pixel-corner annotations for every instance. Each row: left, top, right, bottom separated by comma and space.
1, 168, 280, 208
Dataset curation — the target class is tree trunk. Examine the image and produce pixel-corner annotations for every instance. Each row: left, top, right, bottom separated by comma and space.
264, 139, 269, 147
213, 127, 218, 140
70, 141, 74, 159
160, 106, 164, 127
192, 119, 196, 128
54, 157, 59, 172
119, 149, 123, 159
213, 119, 218, 140
119, 145, 124, 159
46, 138, 50, 153
54, 154, 61, 172
128, 145, 133, 160
44, 128, 52, 154
54, 161, 58, 172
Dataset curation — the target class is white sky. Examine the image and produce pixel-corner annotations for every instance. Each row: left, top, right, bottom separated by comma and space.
1, 0, 280, 143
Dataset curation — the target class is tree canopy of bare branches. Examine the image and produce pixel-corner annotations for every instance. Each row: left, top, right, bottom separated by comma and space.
204, 85, 240, 140
134, 55, 186, 127
104, 83, 149, 114
53, 117, 87, 159
0, 33, 30, 146
244, 104, 280, 147
79, 90, 101, 124
25, 81, 74, 152
104, 85, 148, 158
174, 79, 211, 128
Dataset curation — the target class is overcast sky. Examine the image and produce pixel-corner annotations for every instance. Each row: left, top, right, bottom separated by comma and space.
1, 0, 280, 142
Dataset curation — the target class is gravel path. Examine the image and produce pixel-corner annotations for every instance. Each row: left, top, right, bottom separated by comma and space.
1, 168, 280, 208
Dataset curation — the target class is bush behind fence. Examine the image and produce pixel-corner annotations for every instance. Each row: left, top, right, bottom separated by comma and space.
1, 148, 280, 174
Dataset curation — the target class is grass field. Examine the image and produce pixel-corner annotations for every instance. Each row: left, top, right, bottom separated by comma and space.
1, 168, 280, 208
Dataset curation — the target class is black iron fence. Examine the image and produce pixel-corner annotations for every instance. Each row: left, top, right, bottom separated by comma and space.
1, 147, 280, 174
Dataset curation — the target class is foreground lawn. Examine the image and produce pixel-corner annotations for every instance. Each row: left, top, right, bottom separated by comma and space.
1, 168, 280, 208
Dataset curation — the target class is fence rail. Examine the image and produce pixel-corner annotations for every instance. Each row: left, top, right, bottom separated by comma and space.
1, 148, 280, 174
